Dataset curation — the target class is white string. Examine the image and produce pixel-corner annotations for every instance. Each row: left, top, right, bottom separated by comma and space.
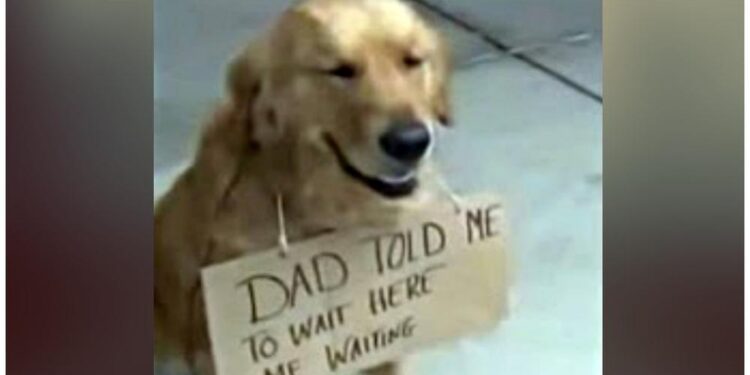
437, 176, 463, 214
275, 193, 289, 256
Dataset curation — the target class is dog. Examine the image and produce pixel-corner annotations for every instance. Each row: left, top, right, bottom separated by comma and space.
154, 0, 453, 374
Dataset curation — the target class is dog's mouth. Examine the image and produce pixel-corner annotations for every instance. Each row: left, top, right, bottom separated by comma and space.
324, 133, 417, 199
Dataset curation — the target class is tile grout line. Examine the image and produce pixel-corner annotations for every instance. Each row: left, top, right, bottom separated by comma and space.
409, 0, 603, 104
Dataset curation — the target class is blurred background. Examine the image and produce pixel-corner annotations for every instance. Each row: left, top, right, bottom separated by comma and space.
154, 0, 602, 374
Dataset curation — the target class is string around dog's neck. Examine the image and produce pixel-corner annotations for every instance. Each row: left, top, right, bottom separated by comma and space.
275, 192, 290, 257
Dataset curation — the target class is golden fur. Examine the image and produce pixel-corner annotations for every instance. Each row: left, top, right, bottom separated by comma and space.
154, 0, 452, 373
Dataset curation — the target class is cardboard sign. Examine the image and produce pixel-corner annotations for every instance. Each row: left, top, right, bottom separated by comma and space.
201, 194, 509, 375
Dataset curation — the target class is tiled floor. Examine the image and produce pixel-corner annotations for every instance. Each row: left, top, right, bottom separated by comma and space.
414, 48, 602, 375
155, 1, 602, 374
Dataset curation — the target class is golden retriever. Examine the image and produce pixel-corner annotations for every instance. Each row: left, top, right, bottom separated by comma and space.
154, 0, 453, 373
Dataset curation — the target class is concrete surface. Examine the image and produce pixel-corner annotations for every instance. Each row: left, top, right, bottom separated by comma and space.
154, 0, 602, 374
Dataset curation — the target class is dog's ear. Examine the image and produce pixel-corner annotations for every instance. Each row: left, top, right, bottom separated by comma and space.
226, 41, 284, 145
431, 33, 453, 127
226, 45, 262, 121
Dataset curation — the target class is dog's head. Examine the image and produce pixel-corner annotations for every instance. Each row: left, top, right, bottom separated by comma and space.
227, 0, 452, 222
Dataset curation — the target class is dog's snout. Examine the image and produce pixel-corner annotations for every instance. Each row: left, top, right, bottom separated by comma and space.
379, 121, 431, 162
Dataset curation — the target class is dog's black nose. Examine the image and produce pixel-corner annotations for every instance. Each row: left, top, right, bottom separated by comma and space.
379, 121, 431, 162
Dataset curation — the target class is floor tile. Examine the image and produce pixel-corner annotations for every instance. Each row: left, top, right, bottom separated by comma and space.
416, 0, 601, 44
415, 0, 602, 96
415, 54, 602, 375
516, 33, 602, 95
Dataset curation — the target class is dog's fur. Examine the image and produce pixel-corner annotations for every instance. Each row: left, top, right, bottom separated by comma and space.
154, 0, 452, 373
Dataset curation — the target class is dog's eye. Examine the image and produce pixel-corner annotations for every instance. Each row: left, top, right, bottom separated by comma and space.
403, 55, 424, 69
325, 64, 358, 79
